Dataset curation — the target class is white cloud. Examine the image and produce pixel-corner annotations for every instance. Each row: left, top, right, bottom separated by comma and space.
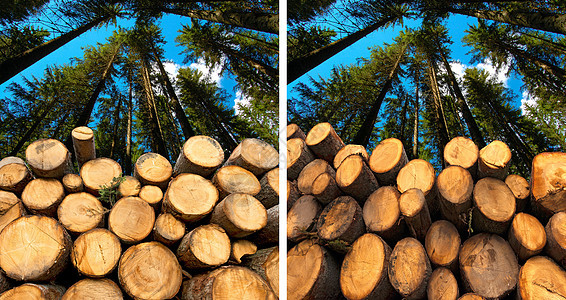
520, 90, 537, 115
163, 61, 181, 81
449, 59, 509, 87
189, 58, 223, 86
234, 89, 251, 116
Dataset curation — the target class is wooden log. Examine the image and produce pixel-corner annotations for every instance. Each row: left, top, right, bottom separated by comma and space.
177, 224, 231, 269
317, 196, 365, 253
333, 144, 369, 170
62, 278, 123, 300
0, 215, 71, 281
297, 159, 335, 195
287, 123, 306, 140
399, 188, 431, 242
437, 165, 474, 233
363, 186, 404, 241
138, 185, 163, 207
443, 136, 479, 175
505, 174, 529, 212
71, 228, 121, 277
255, 168, 279, 209
288, 195, 322, 243
287, 239, 341, 300
388, 237, 432, 300
530, 152, 566, 217
0, 274, 11, 297
0, 156, 32, 194
336, 155, 379, 202
210, 193, 267, 238
369, 138, 409, 186
459, 233, 519, 299
288, 137, 315, 180
458, 294, 486, 300
288, 180, 300, 211
508, 213, 546, 262
397, 159, 438, 216
108, 196, 155, 243
477, 140, 511, 180
427, 267, 459, 300
224, 138, 278, 176
118, 241, 182, 300
241, 246, 279, 297
62, 173, 84, 193
545, 211, 566, 268
340, 233, 395, 300
57, 192, 105, 235
212, 165, 261, 199
71, 126, 96, 168
231, 240, 257, 263
312, 172, 342, 205
21, 178, 65, 217
173, 135, 225, 177
0, 284, 65, 300
25, 139, 72, 178
80, 158, 122, 195
163, 173, 218, 222
133, 152, 172, 189
0, 191, 25, 233
305, 122, 345, 162
425, 220, 461, 271
517, 256, 566, 300
250, 204, 279, 245
181, 266, 277, 300
117, 175, 140, 197
472, 177, 515, 235
153, 213, 186, 246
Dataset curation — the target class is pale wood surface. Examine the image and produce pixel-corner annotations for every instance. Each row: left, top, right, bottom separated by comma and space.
21, 178, 64, 217
425, 220, 461, 270
71, 228, 121, 277
177, 224, 231, 269
108, 196, 155, 243
134, 152, 172, 189
210, 193, 267, 238
369, 138, 408, 185
62, 278, 123, 300
62, 173, 84, 193
117, 175, 140, 197
388, 237, 431, 300
71, 126, 96, 168
224, 138, 278, 176
287, 138, 315, 180
287, 195, 321, 243
443, 136, 478, 172
153, 213, 185, 246
174, 135, 224, 177
305, 122, 345, 162
163, 173, 218, 222
531, 152, 566, 217
80, 157, 122, 195
518, 256, 566, 300
508, 213, 546, 261
231, 240, 257, 264
212, 165, 261, 199
437, 166, 473, 232
25, 139, 72, 178
477, 140, 511, 180
57, 192, 105, 234
334, 144, 369, 170
472, 177, 515, 234
427, 267, 459, 300
0, 156, 31, 194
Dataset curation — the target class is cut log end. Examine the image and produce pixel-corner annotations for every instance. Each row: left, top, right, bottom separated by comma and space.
71, 228, 121, 277
231, 240, 257, 264
80, 158, 122, 194
287, 123, 306, 140
109, 196, 155, 243
531, 152, 566, 217
163, 173, 218, 222
518, 256, 566, 300
443, 136, 478, 170
210, 193, 267, 238
177, 224, 231, 269
62, 173, 84, 193
25, 139, 72, 178
117, 175, 141, 197
477, 140, 511, 180
388, 237, 431, 299
305, 122, 345, 162
174, 135, 224, 177
225, 138, 278, 176
134, 152, 172, 189
153, 213, 185, 246
62, 278, 123, 300
57, 192, 105, 234
212, 165, 261, 199
369, 138, 408, 185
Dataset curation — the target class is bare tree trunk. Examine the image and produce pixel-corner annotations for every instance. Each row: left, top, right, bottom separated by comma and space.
413, 76, 420, 158
428, 62, 450, 147
125, 72, 133, 175
141, 58, 169, 160
109, 97, 123, 158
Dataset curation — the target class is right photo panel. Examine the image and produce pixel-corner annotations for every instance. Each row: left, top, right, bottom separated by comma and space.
287, 1, 566, 299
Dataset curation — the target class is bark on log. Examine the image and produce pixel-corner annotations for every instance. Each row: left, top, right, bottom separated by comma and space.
21, 178, 64, 217
388, 237, 432, 300
108, 196, 155, 243
80, 158, 122, 195
62, 278, 123, 300
0, 191, 24, 233
399, 188, 431, 242
224, 138, 278, 176
71, 126, 96, 168
163, 173, 218, 222
153, 213, 186, 246
118, 242, 182, 300
397, 159, 438, 216
305, 122, 345, 162
443, 136, 478, 176
472, 177, 515, 235
288, 180, 300, 211
138, 185, 163, 208
288, 195, 322, 243
545, 211, 566, 268
363, 186, 404, 241
297, 159, 335, 195
177, 224, 231, 269
531, 152, 566, 217
505, 174, 530, 212
241, 246, 279, 298
255, 168, 280, 209
369, 138, 408, 186
212, 165, 261, 199
174, 135, 225, 177
427, 267, 459, 300
0, 156, 32, 194
117, 175, 140, 197
133, 152, 172, 189
317, 196, 365, 253
287, 138, 315, 180
210, 193, 267, 238
0, 284, 65, 300
508, 213, 546, 262
477, 140, 511, 180
312, 172, 342, 205
437, 166, 474, 233
57, 192, 105, 235
0, 215, 71, 281
287, 123, 306, 140
231, 240, 257, 263
333, 144, 369, 170
336, 155, 379, 203
25, 139, 72, 178
71, 228, 121, 277
250, 204, 278, 245
62, 173, 84, 193
459, 233, 519, 299
340, 233, 395, 300
425, 220, 461, 271
517, 256, 566, 300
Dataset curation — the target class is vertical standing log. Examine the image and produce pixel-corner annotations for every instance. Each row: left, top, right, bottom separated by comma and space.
508, 213, 546, 261
57, 192, 105, 235
397, 159, 438, 216
472, 177, 515, 235
316, 196, 365, 253
336, 155, 379, 203
333, 144, 369, 170
62, 173, 84, 193
71, 126, 96, 168
517, 256, 566, 300
530, 152, 566, 218
173, 135, 225, 177
287, 123, 306, 140
287, 138, 315, 180
427, 267, 459, 300
25, 139, 72, 178
0, 156, 32, 194
71, 228, 121, 278
425, 220, 461, 271
297, 159, 335, 195
287, 195, 322, 243
305, 122, 345, 162
399, 188, 431, 242
437, 166, 474, 233
545, 211, 566, 268
443, 137, 478, 176
363, 186, 404, 241
21, 178, 65, 217
477, 140, 511, 180
388, 237, 432, 300
163, 173, 218, 222
210, 193, 267, 238
134, 152, 172, 190
369, 138, 409, 186
80, 158, 122, 195
505, 174, 530, 212
224, 138, 278, 176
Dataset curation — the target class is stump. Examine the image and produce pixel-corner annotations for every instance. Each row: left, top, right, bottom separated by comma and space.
153, 213, 186, 246
0, 215, 71, 281
251, 204, 279, 245
0, 156, 31, 194
312, 172, 342, 205
397, 159, 438, 215
118, 242, 182, 300
287, 239, 341, 300
388, 237, 432, 300
340, 233, 395, 300
231, 240, 257, 263
297, 159, 335, 195
71, 126, 96, 168
287, 195, 322, 243
443, 136, 478, 175
459, 233, 519, 299
437, 166, 474, 233
241, 246, 279, 297
363, 186, 403, 241
336, 155, 379, 202
138, 185, 163, 207
163, 173, 218, 222
369, 138, 409, 186
62, 173, 84, 193
477, 140, 511, 180
255, 168, 280, 209
71, 228, 121, 277
210, 193, 267, 238
0, 284, 65, 300
117, 175, 140, 197
425, 220, 461, 271
530, 152, 566, 217
427, 267, 459, 300
505, 174, 529, 212
57, 192, 105, 235
305, 122, 345, 162
545, 211, 566, 268
287, 138, 315, 180
287, 123, 306, 140
212, 165, 261, 198
508, 213, 546, 261
174, 135, 225, 177
317, 196, 365, 253
0, 191, 24, 233
181, 266, 277, 300
399, 188, 431, 242
25, 139, 72, 178
62, 278, 123, 300
80, 158, 122, 195
177, 224, 231, 269
133, 152, 172, 189
224, 138, 278, 176
21, 178, 64, 217
108, 196, 155, 243
517, 256, 566, 300
472, 177, 515, 235
333, 144, 369, 170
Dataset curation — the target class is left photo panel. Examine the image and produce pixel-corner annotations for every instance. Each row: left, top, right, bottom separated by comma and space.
0, 0, 280, 298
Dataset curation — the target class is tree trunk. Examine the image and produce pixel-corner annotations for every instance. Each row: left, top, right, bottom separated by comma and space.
427, 62, 450, 149
8, 97, 57, 156
125, 72, 133, 175
413, 76, 419, 158
140, 58, 169, 159
0, 15, 110, 85
109, 97, 122, 158
216, 42, 278, 79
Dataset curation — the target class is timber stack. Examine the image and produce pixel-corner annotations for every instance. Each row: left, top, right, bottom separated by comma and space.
0, 127, 280, 299
287, 122, 566, 300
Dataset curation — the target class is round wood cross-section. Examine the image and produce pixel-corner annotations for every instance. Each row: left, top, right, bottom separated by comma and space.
62, 278, 123, 300
163, 173, 218, 222
508, 213, 546, 261
305, 122, 345, 162
80, 158, 122, 195
62, 173, 84, 193
0, 284, 65, 300
363, 186, 402, 241
117, 175, 141, 197
138, 185, 163, 207
297, 159, 335, 195
545, 211, 566, 268
477, 140, 511, 180
287, 123, 306, 140
174, 135, 225, 177
287, 195, 322, 242
225, 138, 278, 176
437, 165, 473, 232
443, 137, 478, 171
427, 267, 459, 300
0, 156, 31, 194
369, 138, 408, 185
425, 220, 461, 269
212, 165, 261, 198
388, 237, 431, 299
317, 196, 365, 248
71, 228, 121, 277
505, 174, 530, 212
153, 213, 185, 246
518, 256, 566, 300
57, 192, 105, 234
71, 126, 96, 167
472, 177, 515, 234
21, 178, 64, 217
134, 152, 172, 189
177, 224, 231, 269
25, 139, 71, 178
108, 196, 155, 243
334, 144, 369, 170
287, 138, 315, 180
210, 193, 267, 238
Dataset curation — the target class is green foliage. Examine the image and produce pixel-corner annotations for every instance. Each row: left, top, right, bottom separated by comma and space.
98, 176, 126, 206
0, 26, 49, 63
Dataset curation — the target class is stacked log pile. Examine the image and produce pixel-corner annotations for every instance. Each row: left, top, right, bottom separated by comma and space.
287, 122, 566, 300
0, 128, 280, 299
